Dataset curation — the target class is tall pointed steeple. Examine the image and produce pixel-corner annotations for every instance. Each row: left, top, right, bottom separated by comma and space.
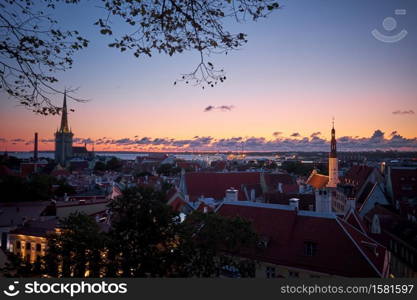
55, 91, 73, 165
327, 118, 339, 188
330, 117, 337, 158
59, 90, 70, 133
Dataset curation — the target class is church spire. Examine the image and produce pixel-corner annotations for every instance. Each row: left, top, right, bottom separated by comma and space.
59, 90, 70, 133
330, 117, 337, 158
327, 118, 339, 188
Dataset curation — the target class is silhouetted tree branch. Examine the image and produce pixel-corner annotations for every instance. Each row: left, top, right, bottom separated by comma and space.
94, 0, 279, 88
1, 0, 280, 113
0, 0, 89, 114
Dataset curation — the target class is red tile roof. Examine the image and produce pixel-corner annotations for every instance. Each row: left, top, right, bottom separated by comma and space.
265, 192, 315, 211
262, 173, 294, 190
306, 173, 329, 189
341, 165, 374, 190
217, 202, 389, 277
184, 172, 261, 201
364, 204, 417, 249
389, 168, 417, 201
344, 209, 367, 234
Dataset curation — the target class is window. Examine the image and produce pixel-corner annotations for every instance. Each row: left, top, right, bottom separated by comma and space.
304, 242, 317, 256
266, 266, 276, 278
25, 242, 31, 250
36, 243, 42, 252
289, 271, 299, 278
16, 241, 21, 249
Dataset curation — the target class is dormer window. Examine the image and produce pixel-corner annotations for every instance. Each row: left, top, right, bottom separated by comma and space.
304, 241, 317, 256
257, 236, 270, 248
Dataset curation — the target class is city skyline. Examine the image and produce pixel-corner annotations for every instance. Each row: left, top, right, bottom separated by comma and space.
1, 0, 416, 151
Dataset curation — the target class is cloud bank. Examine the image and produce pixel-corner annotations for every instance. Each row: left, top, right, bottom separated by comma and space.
4, 130, 417, 152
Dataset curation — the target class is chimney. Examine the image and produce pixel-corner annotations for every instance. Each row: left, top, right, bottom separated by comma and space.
34, 132, 38, 161
289, 198, 300, 212
225, 188, 238, 202
278, 182, 283, 193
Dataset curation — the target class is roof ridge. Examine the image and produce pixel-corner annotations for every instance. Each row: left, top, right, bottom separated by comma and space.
339, 217, 384, 247
345, 208, 367, 233
358, 182, 379, 213
336, 218, 383, 277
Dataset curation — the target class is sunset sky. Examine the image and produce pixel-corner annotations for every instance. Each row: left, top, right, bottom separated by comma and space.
1, 0, 416, 152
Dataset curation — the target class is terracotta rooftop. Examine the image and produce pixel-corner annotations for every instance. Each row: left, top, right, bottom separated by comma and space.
184, 172, 261, 201
306, 172, 329, 189
217, 201, 389, 277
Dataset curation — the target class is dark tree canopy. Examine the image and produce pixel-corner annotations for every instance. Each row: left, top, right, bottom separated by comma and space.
1, 0, 280, 114
32, 186, 259, 278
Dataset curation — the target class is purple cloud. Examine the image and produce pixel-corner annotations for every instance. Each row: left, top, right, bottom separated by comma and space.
392, 110, 415, 115
204, 105, 234, 112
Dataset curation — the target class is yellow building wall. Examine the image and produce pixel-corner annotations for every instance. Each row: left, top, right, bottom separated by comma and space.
9, 234, 47, 264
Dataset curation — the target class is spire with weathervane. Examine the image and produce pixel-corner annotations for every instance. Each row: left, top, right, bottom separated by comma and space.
327, 118, 339, 188
330, 117, 337, 158
59, 90, 71, 133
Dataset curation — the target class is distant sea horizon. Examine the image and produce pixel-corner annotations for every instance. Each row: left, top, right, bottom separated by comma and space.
4, 150, 416, 161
